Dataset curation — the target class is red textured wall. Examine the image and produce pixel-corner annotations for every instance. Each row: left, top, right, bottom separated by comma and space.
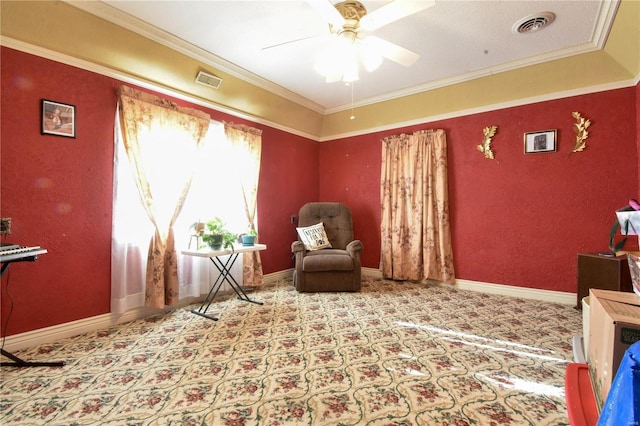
257, 127, 319, 273
320, 87, 638, 292
1, 49, 118, 334
0, 47, 317, 335
318, 138, 382, 268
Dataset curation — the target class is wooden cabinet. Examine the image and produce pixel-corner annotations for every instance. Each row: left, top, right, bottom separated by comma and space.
576, 253, 633, 308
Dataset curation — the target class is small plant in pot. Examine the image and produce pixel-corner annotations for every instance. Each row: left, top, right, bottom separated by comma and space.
202, 217, 237, 250
241, 228, 258, 246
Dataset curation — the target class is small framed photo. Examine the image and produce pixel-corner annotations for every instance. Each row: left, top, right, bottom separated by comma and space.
524, 129, 556, 154
41, 99, 76, 138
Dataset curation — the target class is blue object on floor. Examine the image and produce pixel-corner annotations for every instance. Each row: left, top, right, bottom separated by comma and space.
597, 340, 640, 426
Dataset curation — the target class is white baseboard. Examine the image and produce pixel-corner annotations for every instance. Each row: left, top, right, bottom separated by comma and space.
3, 270, 575, 352
2, 296, 202, 353
454, 278, 576, 306
363, 269, 575, 306
263, 269, 293, 283
362, 267, 383, 278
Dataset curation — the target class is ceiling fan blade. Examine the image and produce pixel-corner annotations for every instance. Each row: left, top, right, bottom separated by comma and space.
306, 0, 345, 28
262, 34, 321, 50
363, 36, 420, 67
360, 0, 435, 31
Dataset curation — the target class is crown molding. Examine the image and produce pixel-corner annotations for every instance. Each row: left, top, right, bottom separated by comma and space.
318, 78, 638, 141
592, 0, 621, 47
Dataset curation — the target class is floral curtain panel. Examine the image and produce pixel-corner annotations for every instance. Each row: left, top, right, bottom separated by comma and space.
117, 86, 210, 308
224, 122, 264, 286
380, 129, 455, 284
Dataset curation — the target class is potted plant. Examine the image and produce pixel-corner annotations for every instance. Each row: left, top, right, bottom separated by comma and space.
241, 228, 258, 246
202, 217, 237, 250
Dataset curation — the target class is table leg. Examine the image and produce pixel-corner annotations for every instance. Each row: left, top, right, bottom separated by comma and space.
190, 265, 227, 321
209, 255, 264, 305
191, 252, 264, 321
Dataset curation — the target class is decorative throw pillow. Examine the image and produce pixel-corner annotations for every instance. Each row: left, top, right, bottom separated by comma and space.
296, 222, 332, 251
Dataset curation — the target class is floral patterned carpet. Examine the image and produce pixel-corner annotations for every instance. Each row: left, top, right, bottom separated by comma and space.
1, 278, 581, 425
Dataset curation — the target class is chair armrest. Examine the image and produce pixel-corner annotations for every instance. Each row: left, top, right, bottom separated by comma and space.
346, 240, 363, 257
291, 241, 307, 290
292, 241, 306, 253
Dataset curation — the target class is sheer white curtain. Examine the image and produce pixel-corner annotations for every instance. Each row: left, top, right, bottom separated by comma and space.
111, 118, 248, 314
174, 122, 248, 299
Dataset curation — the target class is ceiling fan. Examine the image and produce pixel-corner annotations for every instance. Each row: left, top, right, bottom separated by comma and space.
267, 0, 435, 83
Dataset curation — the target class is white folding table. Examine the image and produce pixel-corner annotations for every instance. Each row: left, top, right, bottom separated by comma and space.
182, 243, 266, 320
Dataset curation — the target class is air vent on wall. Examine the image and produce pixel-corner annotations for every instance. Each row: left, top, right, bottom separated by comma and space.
195, 71, 222, 89
513, 12, 556, 34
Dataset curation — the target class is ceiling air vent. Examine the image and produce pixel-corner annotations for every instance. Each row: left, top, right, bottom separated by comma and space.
195, 71, 222, 89
513, 12, 556, 34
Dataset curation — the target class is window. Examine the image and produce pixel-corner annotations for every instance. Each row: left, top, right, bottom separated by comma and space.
112, 118, 252, 313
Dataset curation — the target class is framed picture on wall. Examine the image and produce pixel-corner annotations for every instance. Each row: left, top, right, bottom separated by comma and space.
524, 129, 556, 153
41, 99, 76, 138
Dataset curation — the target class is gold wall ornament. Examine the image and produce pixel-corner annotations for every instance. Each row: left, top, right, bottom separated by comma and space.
477, 125, 498, 160
572, 111, 591, 152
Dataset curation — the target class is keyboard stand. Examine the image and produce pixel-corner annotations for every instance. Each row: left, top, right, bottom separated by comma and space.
1, 348, 65, 367
1, 250, 65, 368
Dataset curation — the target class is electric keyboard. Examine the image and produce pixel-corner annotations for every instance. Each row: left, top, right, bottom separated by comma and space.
0, 245, 47, 263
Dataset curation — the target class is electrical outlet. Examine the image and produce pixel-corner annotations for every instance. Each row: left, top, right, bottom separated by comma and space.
0, 217, 11, 235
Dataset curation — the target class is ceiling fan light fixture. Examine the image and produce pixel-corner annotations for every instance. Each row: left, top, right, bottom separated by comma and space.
342, 57, 360, 82
311, 0, 425, 83
314, 35, 362, 82
313, 48, 335, 76
359, 40, 383, 72
361, 53, 382, 73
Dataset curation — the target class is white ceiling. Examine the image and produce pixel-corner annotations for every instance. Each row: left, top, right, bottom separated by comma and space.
71, 0, 619, 114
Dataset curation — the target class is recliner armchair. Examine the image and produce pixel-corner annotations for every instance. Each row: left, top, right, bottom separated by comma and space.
292, 202, 363, 292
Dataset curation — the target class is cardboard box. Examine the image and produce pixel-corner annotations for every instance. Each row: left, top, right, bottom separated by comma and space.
629, 253, 640, 296
588, 288, 640, 411
582, 296, 590, 360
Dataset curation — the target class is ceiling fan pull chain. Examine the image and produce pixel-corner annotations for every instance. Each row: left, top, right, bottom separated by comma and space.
350, 82, 355, 120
